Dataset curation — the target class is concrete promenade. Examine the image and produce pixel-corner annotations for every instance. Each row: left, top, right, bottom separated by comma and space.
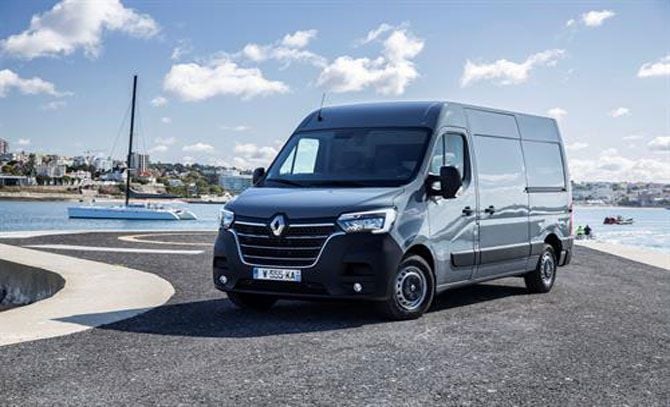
0, 231, 668, 405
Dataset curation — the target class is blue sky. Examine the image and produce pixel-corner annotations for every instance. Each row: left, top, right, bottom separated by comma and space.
0, 0, 668, 182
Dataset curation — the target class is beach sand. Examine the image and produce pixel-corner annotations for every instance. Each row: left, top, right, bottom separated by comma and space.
576, 240, 669, 270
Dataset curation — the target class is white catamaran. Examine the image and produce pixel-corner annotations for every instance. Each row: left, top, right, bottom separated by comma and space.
68, 75, 197, 221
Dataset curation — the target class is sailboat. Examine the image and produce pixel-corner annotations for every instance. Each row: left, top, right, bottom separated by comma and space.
68, 75, 197, 221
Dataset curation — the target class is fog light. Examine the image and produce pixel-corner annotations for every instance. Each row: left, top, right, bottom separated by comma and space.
219, 275, 228, 285
353, 283, 363, 293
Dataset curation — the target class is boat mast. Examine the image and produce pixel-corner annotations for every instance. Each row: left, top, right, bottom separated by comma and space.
125, 75, 137, 207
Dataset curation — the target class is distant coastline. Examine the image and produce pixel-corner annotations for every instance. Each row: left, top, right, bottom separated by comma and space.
0, 190, 668, 208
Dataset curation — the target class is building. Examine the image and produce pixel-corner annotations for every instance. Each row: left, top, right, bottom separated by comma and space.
36, 162, 67, 178
93, 156, 113, 173
218, 169, 253, 194
129, 153, 150, 173
0, 138, 8, 155
0, 174, 36, 186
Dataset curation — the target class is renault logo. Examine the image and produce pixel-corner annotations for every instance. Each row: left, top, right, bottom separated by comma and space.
269, 214, 286, 237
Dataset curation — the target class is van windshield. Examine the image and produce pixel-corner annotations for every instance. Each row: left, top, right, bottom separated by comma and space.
263, 128, 431, 188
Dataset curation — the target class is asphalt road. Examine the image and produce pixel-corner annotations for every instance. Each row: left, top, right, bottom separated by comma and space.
0, 231, 668, 406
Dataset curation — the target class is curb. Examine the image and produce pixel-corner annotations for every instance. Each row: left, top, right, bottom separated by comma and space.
0, 243, 175, 347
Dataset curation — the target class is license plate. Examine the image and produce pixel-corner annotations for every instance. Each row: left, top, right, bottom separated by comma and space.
253, 267, 301, 282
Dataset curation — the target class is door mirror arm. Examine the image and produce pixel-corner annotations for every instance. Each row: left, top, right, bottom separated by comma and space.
252, 167, 266, 185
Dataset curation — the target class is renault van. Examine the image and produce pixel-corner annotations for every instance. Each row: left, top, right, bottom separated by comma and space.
213, 102, 573, 320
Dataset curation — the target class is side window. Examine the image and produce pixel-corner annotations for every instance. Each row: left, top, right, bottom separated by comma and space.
429, 135, 444, 174
445, 134, 466, 180
523, 141, 566, 188
279, 138, 319, 175
474, 136, 525, 191
429, 133, 467, 180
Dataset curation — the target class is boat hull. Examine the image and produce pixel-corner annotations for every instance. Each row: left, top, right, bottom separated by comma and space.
68, 206, 184, 220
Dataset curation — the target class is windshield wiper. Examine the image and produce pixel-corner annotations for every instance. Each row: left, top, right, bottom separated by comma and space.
264, 178, 305, 187
308, 180, 369, 187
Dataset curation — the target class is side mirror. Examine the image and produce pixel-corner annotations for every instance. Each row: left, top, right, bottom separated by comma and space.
427, 166, 462, 199
440, 165, 462, 199
252, 167, 265, 185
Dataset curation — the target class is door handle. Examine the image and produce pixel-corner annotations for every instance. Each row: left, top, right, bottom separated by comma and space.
462, 206, 474, 216
484, 205, 496, 215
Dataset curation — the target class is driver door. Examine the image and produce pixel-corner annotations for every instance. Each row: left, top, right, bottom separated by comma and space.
426, 130, 477, 286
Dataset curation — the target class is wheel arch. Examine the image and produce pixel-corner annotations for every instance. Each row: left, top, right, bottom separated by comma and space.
544, 233, 562, 256
404, 244, 436, 274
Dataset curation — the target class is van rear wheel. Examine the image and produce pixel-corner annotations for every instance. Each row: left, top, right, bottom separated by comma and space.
376, 255, 435, 321
525, 244, 557, 293
227, 292, 277, 311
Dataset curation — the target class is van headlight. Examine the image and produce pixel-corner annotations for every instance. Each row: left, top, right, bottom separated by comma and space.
220, 208, 234, 229
337, 208, 397, 234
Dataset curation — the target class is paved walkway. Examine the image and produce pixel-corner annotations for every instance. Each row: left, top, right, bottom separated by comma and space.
0, 231, 668, 405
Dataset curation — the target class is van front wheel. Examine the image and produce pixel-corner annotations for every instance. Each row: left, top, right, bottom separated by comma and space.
525, 244, 557, 293
377, 255, 435, 320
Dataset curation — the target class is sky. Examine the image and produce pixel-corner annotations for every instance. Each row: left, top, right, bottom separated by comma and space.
0, 0, 668, 182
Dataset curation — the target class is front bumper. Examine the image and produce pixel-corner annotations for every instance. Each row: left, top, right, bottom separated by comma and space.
213, 229, 403, 301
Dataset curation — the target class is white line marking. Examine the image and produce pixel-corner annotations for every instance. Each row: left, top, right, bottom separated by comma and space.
118, 232, 212, 247
0, 229, 216, 239
25, 244, 204, 255
0, 244, 175, 347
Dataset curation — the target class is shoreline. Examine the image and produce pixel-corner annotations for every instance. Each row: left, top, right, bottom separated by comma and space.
575, 240, 668, 270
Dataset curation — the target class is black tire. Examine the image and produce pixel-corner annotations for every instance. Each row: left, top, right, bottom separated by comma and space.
525, 244, 557, 293
227, 292, 277, 311
376, 255, 435, 321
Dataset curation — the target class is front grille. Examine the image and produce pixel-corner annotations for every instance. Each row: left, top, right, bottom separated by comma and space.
232, 217, 337, 267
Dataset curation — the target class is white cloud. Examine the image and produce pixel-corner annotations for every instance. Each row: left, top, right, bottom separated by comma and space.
281, 29, 317, 48
565, 142, 588, 151
623, 134, 643, 141
0, 0, 159, 59
160, 116, 172, 124
241, 29, 326, 67
460, 49, 565, 87
163, 59, 289, 101
648, 136, 670, 151
149, 144, 168, 153
17, 138, 31, 146
154, 136, 176, 145
565, 19, 576, 28
581, 10, 616, 27
232, 143, 278, 169
0, 69, 68, 97
220, 125, 250, 132
181, 156, 194, 165
150, 96, 167, 107
171, 39, 192, 61
317, 26, 424, 95
569, 149, 670, 182
358, 23, 395, 45
547, 107, 567, 121
41, 100, 67, 110
182, 142, 214, 153
637, 55, 670, 78
608, 107, 630, 118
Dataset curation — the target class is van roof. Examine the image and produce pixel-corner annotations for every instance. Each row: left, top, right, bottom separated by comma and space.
296, 101, 555, 132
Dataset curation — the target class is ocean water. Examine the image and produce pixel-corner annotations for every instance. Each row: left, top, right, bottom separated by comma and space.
573, 206, 670, 253
0, 201, 222, 232
0, 201, 668, 253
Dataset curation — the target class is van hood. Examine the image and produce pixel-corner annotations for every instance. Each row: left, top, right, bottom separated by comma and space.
226, 187, 402, 220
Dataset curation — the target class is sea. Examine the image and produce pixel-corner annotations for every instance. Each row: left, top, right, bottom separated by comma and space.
0, 201, 668, 253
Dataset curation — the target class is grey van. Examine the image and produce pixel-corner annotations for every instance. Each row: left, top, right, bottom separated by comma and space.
213, 102, 573, 320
